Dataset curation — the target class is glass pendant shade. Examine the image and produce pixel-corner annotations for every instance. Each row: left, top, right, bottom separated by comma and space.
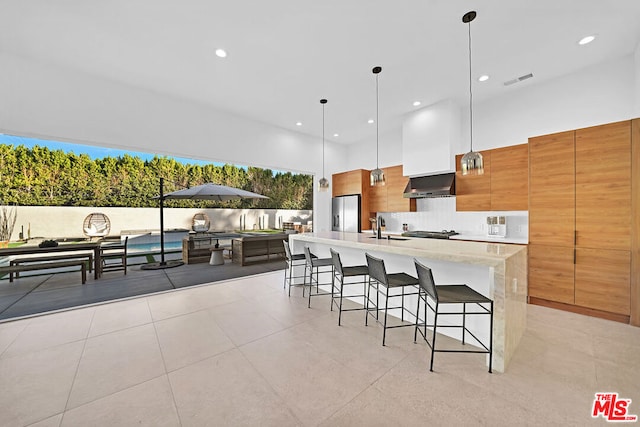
461, 151, 484, 176
370, 168, 386, 186
318, 177, 329, 191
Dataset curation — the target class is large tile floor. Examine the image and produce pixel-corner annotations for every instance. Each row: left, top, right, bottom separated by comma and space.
0, 270, 639, 426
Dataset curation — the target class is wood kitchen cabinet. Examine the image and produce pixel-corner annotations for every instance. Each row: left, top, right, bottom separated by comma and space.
455, 144, 528, 211
490, 144, 528, 211
367, 165, 416, 215
528, 120, 634, 322
332, 169, 371, 230
455, 150, 491, 211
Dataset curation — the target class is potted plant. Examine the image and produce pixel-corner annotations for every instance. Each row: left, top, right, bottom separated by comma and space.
0, 203, 17, 248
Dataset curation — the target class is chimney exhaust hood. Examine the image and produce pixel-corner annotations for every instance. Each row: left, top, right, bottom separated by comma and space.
403, 173, 455, 198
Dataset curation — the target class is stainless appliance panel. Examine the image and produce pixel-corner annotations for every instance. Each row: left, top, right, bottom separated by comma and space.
331, 195, 361, 233
331, 197, 342, 232
342, 195, 360, 233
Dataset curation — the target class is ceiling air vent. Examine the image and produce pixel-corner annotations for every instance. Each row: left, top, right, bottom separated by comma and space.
504, 73, 533, 86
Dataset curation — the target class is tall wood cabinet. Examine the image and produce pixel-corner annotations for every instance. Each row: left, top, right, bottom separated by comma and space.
528, 121, 634, 322
455, 143, 528, 211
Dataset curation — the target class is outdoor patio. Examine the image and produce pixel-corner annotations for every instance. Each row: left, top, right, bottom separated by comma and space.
0, 258, 286, 321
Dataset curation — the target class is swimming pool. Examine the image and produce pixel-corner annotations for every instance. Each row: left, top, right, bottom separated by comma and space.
127, 241, 182, 254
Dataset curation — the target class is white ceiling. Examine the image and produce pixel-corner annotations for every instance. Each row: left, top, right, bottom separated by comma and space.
2, 0, 640, 144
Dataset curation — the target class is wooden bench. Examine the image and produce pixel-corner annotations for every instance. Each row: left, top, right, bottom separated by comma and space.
10, 253, 94, 279
0, 260, 87, 284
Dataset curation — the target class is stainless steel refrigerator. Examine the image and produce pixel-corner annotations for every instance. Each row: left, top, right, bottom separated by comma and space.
332, 194, 361, 233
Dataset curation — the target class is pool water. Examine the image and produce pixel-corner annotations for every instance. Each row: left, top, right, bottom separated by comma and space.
128, 241, 182, 254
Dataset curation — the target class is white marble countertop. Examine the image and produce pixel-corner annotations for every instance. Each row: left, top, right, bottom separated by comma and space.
291, 231, 526, 266
450, 233, 529, 245
371, 230, 528, 245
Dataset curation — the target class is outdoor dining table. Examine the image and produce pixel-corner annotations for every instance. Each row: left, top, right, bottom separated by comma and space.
0, 242, 102, 280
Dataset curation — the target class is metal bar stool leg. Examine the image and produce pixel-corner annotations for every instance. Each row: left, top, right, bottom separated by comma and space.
382, 291, 390, 346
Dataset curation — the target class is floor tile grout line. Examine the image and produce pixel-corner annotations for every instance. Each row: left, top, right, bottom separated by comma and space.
148, 297, 185, 427
60, 308, 96, 423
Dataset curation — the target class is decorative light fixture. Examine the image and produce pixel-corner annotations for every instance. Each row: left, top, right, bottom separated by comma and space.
460, 11, 484, 176
318, 99, 330, 192
370, 66, 386, 186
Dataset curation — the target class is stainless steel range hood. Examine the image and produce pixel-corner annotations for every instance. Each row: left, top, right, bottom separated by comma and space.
403, 172, 455, 198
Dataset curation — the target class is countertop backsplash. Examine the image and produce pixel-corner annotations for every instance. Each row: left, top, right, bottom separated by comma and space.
376, 197, 529, 242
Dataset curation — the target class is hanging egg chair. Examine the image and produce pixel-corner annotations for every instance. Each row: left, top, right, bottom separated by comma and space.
83, 213, 111, 238
192, 213, 210, 233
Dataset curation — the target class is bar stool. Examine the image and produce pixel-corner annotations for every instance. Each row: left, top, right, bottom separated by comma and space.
413, 259, 493, 373
329, 248, 369, 326
304, 246, 333, 308
283, 240, 314, 296
365, 253, 419, 346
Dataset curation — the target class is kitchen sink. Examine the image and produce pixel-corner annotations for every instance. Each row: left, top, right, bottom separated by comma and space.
368, 236, 409, 241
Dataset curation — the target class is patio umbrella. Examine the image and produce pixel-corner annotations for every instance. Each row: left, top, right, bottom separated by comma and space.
142, 179, 268, 270
162, 183, 269, 202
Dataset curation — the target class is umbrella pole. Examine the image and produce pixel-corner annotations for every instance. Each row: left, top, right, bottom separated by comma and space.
141, 177, 184, 270
160, 177, 166, 265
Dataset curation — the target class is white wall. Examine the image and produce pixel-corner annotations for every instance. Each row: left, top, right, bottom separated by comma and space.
466, 55, 636, 151
0, 52, 346, 232
9, 206, 312, 241
635, 42, 640, 117
344, 126, 403, 171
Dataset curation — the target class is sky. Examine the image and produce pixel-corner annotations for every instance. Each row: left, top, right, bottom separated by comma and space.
0, 133, 229, 168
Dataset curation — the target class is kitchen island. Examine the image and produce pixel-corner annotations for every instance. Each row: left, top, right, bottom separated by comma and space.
289, 231, 527, 373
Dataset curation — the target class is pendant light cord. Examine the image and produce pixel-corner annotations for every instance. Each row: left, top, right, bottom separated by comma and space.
376, 72, 380, 169
468, 19, 473, 152
322, 102, 325, 177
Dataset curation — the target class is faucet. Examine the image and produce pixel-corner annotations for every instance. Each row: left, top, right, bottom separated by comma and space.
377, 216, 383, 239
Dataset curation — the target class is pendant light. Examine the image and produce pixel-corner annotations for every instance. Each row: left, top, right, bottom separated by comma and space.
318, 99, 330, 192
370, 66, 386, 186
460, 11, 484, 176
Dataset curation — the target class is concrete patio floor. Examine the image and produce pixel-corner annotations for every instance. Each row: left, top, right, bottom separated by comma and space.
0, 258, 286, 321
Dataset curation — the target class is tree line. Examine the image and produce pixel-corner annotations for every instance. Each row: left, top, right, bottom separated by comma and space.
0, 144, 313, 209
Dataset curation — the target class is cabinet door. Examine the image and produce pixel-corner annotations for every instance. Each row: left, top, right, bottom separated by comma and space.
528, 131, 575, 247
455, 151, 491, 211
528, 244, 575, 304
575, 121, 631, 251
385, 165, 415, 212
332, 172, 347, 197
490, 144, 528, 211
332, 170, 364, 197
575, 248, 631, 315
369, 183, 387, 213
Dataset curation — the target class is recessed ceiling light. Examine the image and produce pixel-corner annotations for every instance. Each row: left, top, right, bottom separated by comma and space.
333, 133, 339, 137
578, 35, 596, 45
295, 122, 302, 126
215, 48, 227, 58
413, 101, 421, 107
478, 75, 489, 82
367, 119, 374, 124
